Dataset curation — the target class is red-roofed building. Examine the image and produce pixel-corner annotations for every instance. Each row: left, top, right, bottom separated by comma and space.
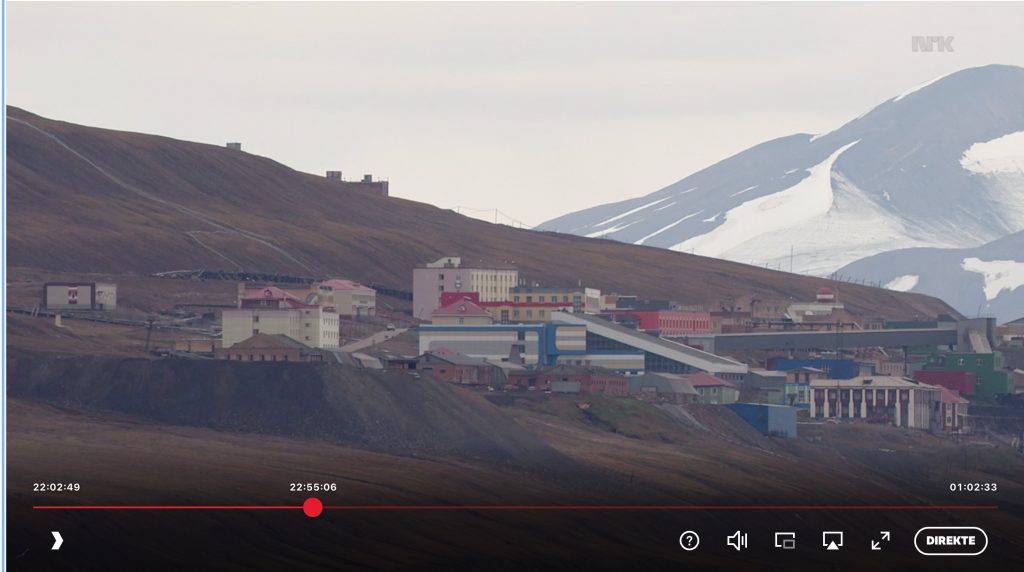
225, 286, 339, 350
430, 297, 494, 325
686, 372, 739, 404
938, 387, 970, 434
238, 286, 306, 309
600, 310, 711, 336
418, 351, 499, 385
913, 370, 976, 397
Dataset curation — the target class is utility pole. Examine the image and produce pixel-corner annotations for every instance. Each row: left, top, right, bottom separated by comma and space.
145, 313, 156, 352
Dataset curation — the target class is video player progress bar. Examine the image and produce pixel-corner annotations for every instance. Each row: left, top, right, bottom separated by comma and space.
34, 506, 998, 510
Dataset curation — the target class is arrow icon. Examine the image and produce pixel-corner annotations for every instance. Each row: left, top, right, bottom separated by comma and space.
881, 531, 891, 541
871, 540, 881, 551
52, 532, 63, 550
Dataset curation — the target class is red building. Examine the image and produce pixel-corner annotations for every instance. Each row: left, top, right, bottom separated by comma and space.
507, 364, 628, 395
418, 350, 497, 385
913, 370, 976, 397
938, 387, 970, 434
601, 310, 711, 336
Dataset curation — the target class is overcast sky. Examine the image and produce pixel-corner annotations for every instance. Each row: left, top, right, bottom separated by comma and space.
7, 2, 1024, 227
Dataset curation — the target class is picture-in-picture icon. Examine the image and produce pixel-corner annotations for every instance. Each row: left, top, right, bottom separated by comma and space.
775, 532, 796, 549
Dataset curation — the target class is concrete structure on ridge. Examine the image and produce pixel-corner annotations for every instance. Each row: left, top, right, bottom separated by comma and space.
44, 282, 117, 311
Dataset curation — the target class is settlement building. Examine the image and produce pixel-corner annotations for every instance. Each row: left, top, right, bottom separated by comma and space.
44, 282, 117, 311
418, 350, 499, 385
430, 297, 494, 325
222, 286, 339, 350
809, 376, 942, 429
312, 279, 376, 318
506, 364, 629, 395
938, 387, 970, 434
628, 373, 699, 403
687, 372, 740, 404
214, 333, 331, 362
412, 257, 518, 321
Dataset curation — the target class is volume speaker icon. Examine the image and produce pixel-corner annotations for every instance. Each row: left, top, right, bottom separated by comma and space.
727, 531, 748, 551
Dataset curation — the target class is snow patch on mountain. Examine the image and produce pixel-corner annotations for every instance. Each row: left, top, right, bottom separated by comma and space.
961, 257, 1024, 300
892, 71, 957, 102
667, 140, 965, 274
634, 211, 704, 245
653, 201, 677, 212
961, 131, 1024, 174
588, 197, 671, 230
730, 185, 759, 198
961, 131, 1024, 230
884, 275, 919, 292
585, 220, 640, 238
671, 141, 859, 261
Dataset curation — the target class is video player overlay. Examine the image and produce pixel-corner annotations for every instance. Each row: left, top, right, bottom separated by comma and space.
8, 356, 1023, 570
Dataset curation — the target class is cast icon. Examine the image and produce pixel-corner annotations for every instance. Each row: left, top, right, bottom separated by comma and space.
823, 531, 843, 551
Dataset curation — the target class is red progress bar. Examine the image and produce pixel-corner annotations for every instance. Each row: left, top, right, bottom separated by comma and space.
34, 506, 999, 510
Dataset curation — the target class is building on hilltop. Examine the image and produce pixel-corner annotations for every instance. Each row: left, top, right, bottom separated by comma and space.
324, 171, 389, 196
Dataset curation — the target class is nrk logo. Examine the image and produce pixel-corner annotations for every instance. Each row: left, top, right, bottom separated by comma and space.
912, 36, 954, 52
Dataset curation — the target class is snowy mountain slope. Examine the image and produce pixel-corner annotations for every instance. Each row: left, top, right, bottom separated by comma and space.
837, 231, 1024, 323
539, 65, 1024, 276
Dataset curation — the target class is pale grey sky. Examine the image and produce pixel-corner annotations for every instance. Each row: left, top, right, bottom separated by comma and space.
7, 2, 1024, 227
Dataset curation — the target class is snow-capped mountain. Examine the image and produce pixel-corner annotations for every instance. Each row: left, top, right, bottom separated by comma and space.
538, 65, 1024, 277
837, 231, 1024, 323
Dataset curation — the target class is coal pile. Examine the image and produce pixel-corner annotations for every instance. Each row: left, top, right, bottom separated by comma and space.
7, 354, 568, 470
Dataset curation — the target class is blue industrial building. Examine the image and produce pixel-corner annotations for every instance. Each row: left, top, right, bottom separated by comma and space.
724, 403, 797, 438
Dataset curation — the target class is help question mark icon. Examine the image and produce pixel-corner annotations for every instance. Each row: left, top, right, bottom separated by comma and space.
679, 531, 699, 551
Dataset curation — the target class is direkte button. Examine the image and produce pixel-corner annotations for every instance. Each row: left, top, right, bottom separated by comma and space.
914, 527, 987, 556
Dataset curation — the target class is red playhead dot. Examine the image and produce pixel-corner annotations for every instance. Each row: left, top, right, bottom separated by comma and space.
303, 498, 323, 518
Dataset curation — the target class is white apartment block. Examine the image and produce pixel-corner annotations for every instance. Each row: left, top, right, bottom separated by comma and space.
222, 306, 339, 350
